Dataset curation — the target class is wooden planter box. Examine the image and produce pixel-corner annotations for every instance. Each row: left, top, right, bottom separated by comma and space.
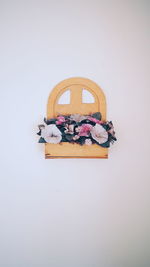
45, 77, 108, 159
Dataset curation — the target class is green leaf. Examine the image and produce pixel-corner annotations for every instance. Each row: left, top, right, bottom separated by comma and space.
37, 130, 41, 136
100, 141, 110, 148
61, 135, 68, 142
45, 118, 57, 125
65, 134, 74, 141
92, 112, 101, 120
38, 137, 46, 143
77, 136, 86, 145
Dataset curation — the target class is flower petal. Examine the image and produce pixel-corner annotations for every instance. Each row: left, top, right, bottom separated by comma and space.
91, 124, 108, 144
41, 124, 62, 144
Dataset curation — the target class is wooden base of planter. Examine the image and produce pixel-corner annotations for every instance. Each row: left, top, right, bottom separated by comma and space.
45, 143, 108, 159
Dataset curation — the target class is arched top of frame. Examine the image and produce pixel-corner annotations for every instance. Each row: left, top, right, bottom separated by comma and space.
47, 77, 106, 120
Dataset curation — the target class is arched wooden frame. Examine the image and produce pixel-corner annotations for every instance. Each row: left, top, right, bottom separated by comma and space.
47, 77, 106, 120
45, 77, 108, 159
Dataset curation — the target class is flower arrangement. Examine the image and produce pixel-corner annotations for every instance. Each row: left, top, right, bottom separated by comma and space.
37, 112, 117, 147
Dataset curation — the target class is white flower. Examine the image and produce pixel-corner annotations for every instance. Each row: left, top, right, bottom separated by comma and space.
41, 124, 62, 144
91, 124, 108, 144
85, 139, 92, 145
73, 135, 80, 140
70, 114, 87, 122
64, 124, 74, 134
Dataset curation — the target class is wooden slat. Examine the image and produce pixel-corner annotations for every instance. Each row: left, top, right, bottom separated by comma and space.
45, 143, 108, 158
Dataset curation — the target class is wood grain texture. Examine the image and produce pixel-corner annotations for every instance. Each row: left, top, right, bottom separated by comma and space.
45, 143, 108, 159
46, 77, 108, 159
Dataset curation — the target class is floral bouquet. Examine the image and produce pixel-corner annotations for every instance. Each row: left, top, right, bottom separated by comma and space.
37, 112, 117, 147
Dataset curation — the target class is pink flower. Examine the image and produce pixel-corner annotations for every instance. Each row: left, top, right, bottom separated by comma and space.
88, 116, 102, 124
56, 116, 66, 125
76, 124, 93, 137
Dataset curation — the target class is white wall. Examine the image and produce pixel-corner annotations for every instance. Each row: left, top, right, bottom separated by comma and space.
0, 1, 150, 267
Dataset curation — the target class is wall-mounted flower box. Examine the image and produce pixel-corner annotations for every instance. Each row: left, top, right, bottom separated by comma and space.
37, 77, 116, 158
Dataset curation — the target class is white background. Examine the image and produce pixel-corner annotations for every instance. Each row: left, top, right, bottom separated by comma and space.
0, 1, 150, 267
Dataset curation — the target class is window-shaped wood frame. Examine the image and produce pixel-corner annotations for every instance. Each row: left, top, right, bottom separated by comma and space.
45, 77, 108, 159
